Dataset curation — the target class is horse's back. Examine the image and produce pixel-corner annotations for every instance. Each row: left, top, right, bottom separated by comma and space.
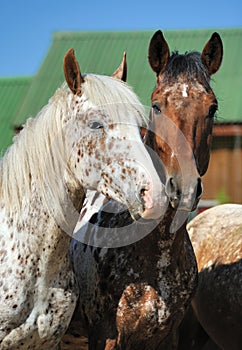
188, 203, 242, 267
187, 204, 242, 350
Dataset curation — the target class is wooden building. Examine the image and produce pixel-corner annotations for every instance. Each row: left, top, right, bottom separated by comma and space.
203, 123, 242, 203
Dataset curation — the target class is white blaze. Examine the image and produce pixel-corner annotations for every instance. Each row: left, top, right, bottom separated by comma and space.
182, 84, 188, 97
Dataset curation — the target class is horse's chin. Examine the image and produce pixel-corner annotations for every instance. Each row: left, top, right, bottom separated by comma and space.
130, 201, 168, 222
129, 211, 157, 224
130, 211, 142, 221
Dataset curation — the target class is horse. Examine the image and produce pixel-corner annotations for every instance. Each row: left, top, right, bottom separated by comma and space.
178, 204, 242, 350
177, 303, 220, 350
64, 30, 223, 350
0, 49, 167, 350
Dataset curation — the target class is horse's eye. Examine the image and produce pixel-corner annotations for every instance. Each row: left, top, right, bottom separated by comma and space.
208, 104, 217, 118
88, 120, 104, 129
152, 103, 161, 114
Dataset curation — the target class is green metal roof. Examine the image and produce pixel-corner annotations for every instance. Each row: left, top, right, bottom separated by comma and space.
1, 28, 242, 153
14, 28, 242, 127
0, 77, 31, 152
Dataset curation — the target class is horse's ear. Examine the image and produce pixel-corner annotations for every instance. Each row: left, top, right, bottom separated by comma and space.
202, 32, 223, 75
63, 48, 84, 95
148, 30, 170, 76
112, 52, 127, 82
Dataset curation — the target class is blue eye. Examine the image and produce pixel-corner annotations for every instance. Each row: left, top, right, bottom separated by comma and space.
88, 120, 104, 129
152, 103, 161, 114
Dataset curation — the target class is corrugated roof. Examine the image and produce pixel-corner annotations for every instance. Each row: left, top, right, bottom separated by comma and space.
14, 28, 242, 127
0, 77, 31, 152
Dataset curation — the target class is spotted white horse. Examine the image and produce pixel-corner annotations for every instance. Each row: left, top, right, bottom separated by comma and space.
0, 49, 167, 349
178, 203, 242, 350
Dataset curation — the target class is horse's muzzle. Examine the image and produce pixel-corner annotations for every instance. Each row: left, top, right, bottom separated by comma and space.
166, 176, 203, 212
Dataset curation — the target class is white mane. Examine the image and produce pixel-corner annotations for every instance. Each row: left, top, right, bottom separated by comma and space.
0, 88, 69, 217
0, 74, 147, 219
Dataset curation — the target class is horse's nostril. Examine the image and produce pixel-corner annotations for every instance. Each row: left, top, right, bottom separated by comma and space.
139, 186, 155, 211
165, 177, 180, 209
140, 188, 146, 204
196, 177, 203, 199
136, 186, 147, 207
166, 177, 180, 198
140, 188, 146, 196
169, 178, 175, 192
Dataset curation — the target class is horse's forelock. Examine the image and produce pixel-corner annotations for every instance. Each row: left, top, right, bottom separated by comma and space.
163, 51, 211, 89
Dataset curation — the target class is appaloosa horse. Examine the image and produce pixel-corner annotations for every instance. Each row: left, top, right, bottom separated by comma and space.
178, 204, 242, 350
0, 49, 166, 350
65, 30, 223, 350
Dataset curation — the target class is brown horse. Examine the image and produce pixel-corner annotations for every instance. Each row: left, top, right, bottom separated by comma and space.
63, 31, 223, 350
178, 204, 242, 350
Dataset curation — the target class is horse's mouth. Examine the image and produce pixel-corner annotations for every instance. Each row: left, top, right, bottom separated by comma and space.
169, 196, 199, 212
131, 211, 142, 221
129, 210, 158, 224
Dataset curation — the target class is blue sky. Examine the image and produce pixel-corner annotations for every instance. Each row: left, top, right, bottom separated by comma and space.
0, 0, 241, 77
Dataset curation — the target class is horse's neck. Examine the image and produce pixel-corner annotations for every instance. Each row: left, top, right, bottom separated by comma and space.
0, 178, 84, 281
158, 210, 187, 246
65, 172, 86, 214
0, 107, 86, 238
136, 210, 187, 264
0, 98, 86, 283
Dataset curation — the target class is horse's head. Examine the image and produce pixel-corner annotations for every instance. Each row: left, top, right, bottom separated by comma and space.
63, 49, 168, 221
148, 31, 223, 211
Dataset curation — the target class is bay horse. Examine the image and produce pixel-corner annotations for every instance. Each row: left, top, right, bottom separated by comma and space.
65, 30, 223, 350
179, 204, 242, 350
0, 49, 167, 349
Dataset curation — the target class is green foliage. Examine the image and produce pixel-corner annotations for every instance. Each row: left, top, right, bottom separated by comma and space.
216, 188, 230, 204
